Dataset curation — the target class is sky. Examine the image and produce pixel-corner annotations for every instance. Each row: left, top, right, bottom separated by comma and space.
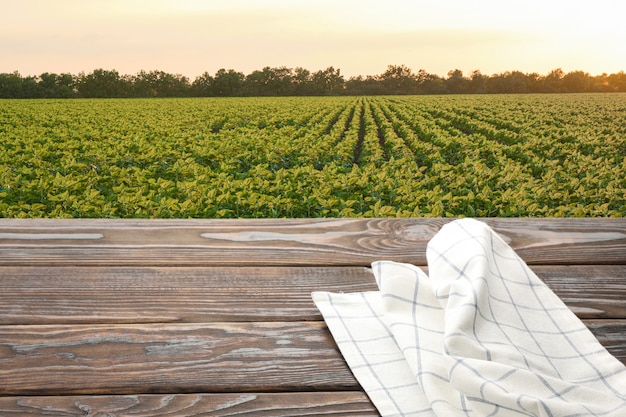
1, 0, 625, 79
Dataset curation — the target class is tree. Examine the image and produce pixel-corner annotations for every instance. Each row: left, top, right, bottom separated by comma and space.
608, 71, 626, 92
22, 75, 45, 98
153, 71, 190, 97
191, 72, 213, 96
129, 70, 190, 97
311, 66, 344, 95
38, 72, 75, 98
244, 66, 294, 96
501, 71, 530, 93
76, 69, 130, 98
446, 69, 469, 93
3, 65, 626, 97
379, 64, 417, 94
244, 68, 270, 96
542, 68, 565, 93
469, 70, 487, 93
211, 69, 244, 96
562, 70, 593, 93
525, 72, 543, 93
269, 66, 294, 95
418, 71, 446, 94
0, 72, 26, 98
56, 73, 76, 97
292, 67, 313, 95
133, 70, 158, 97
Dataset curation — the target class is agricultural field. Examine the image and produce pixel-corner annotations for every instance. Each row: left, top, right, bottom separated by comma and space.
0, 94, 625, 218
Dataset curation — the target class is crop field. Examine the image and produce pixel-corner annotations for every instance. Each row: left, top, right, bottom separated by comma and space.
1, 94, 625, 218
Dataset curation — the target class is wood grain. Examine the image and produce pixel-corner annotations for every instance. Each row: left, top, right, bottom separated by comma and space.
1, 265, 623, 325
0, 266, 377, 324
584, 320, 626, 362
1, 218, 624, 415
530, 265, 626, 319
0, 322, 355, 396
1, 321, 624, 396
0, 392, 378, 416
1, 218, 625, 266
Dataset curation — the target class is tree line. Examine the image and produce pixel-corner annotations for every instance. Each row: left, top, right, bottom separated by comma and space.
1, 65, 625, 98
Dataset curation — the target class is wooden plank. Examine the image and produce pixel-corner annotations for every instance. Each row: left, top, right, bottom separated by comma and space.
1, 265, 623, 325
0, 266, 376, 324
531, 265, 626, 319
1, 321, 624, 396
1, 218, 625, 266
585, 320, 626, 363
0, 322, 356, 396
0, 392, 378, 417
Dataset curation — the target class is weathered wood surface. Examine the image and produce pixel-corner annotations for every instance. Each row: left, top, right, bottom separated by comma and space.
1, 265, 624, 324
0, 218, 624, 416
0, 322, 355, 396
0, 392, 379, 417
1, 321, 624, 397
1, 218, 625, 265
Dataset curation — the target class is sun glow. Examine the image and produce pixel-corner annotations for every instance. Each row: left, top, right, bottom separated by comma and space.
1, 0, 624, 78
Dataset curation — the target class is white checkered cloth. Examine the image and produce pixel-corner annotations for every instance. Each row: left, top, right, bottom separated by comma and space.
313, 219, 626, 417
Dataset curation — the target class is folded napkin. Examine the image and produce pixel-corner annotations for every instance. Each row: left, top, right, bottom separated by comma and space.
313, 219, 626, 417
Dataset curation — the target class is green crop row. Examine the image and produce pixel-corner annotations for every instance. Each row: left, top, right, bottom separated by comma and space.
1, 94, 624, 218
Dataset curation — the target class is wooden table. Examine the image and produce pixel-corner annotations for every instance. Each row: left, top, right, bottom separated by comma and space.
0, 218, 624, 416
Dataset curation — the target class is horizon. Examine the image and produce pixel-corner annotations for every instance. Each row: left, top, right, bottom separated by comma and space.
2, 0, 625, 79
6, 65, 625, 81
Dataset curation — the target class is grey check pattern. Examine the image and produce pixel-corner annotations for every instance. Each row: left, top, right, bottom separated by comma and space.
313, 218, 626, 417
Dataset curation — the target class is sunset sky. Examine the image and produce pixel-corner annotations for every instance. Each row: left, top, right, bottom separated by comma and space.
1, 0, 624, 79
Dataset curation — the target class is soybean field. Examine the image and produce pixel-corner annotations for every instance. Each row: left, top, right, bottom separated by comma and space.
1, 94, 625, 218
